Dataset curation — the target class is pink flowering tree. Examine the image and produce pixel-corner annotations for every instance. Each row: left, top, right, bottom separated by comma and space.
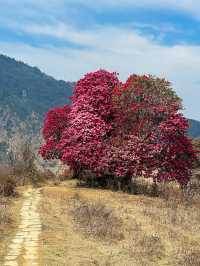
108, 75, 195, 186
39, 70, 196, 188
39, 105, 70, 159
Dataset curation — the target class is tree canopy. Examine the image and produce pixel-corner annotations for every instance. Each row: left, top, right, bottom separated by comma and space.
40, 70, 196, 186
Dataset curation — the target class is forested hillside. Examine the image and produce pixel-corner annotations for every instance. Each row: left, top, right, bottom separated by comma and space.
0, 54, 74, 120
0, 54, 74, 162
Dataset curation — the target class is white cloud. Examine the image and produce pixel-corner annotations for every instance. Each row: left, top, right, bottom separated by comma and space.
70, 0, 200, 19
0, 23, 199, 120
2, 0, 200, 20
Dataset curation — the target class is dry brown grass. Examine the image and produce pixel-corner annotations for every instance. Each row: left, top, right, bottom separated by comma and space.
38, 187, 124, 266
0, 197, 12, 225
69, 193, 124, 241
127, 221, 165, 264
0, 165, 18, 262
176, 246, 200, 266
0, 188, 24, 265
37, 178, 200, 266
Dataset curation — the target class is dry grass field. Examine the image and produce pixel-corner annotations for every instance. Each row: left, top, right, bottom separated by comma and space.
37, 178, 200, 266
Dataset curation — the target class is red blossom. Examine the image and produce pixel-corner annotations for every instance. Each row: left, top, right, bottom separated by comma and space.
39, 70, 195, 186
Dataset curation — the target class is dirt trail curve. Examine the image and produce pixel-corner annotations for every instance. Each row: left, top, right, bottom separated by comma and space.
4, 188, 42, 266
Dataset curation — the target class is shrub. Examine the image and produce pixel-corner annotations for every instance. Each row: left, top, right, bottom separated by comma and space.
0, 165, 16, 197
69, 194, 124, 241
40, 169, 56, 180
7, 131, 41, 185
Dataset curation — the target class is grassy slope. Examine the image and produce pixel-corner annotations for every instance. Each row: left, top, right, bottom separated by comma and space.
38, 181, 200, 266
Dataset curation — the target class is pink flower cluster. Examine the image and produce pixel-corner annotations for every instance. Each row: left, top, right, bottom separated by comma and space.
39, 70, 196, 185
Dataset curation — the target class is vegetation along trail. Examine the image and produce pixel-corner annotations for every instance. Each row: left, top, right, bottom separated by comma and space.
3, 188, 41, 266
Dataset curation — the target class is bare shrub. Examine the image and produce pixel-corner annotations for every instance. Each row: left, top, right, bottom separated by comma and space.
157, 177, 200, 207
39, 169, 55, 180
181, 181, 200, 206
69, 195, 124, 241
0, 165, 16, 197
7, 127, 42, 186
129, 177, 158, 196
9, 140, 48, 186
12, 142, 39, 185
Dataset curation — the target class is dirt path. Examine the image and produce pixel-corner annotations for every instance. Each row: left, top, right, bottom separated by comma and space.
3, 188, 41, 266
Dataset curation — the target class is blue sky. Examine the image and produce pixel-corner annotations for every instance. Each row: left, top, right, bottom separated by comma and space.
0, 0, 200, 120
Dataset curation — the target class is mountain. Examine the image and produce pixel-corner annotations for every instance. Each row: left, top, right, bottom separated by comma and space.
0, 54, 74, 162
188, 119, 200, 139
0, 54, 74, 120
